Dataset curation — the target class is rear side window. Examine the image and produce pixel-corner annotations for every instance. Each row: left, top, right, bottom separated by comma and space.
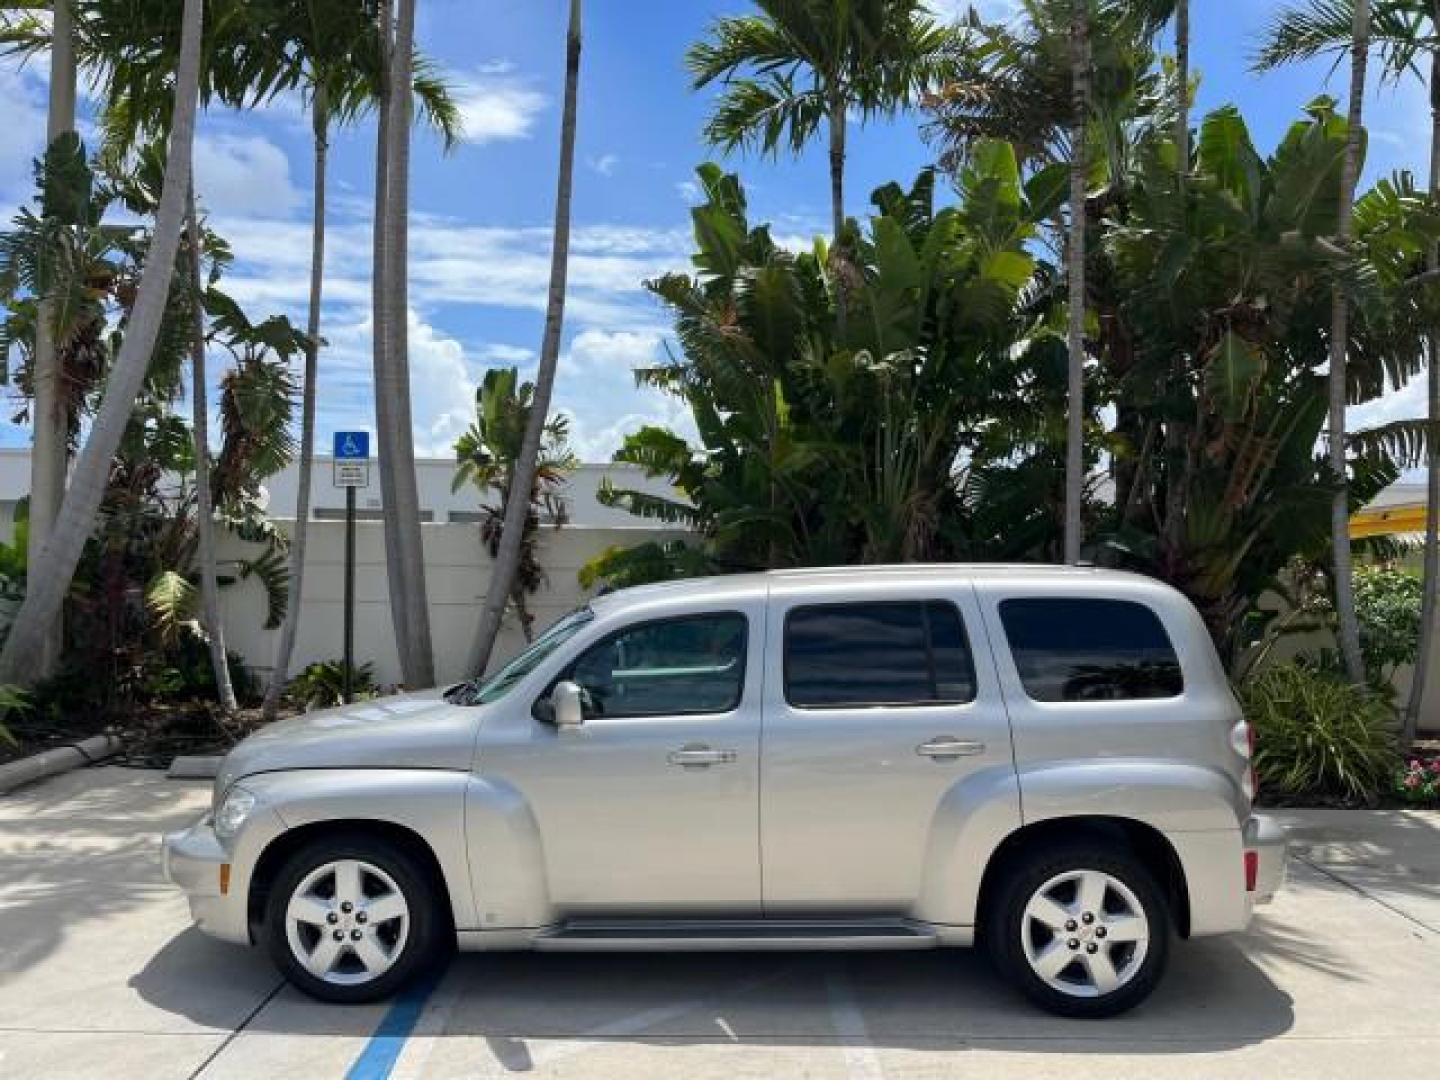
998, 598, 1183, 702
784, 601, 977, 708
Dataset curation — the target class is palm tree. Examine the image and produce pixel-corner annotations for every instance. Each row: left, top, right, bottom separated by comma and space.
1064, 0, 1090, 564
26, 0, 79, 682
469, 0, 583, 677
185, 185, 238, 713
687, 0, 952, 247
0, 0, 205, 685
259, 0, 459, 718
453, 368, 578, 642
1327, 0, 1373, 686
1256, 0, 1439, 744
372, 0, 436, 688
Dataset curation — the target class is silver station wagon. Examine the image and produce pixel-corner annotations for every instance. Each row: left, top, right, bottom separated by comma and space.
163, 565, 1286, 1018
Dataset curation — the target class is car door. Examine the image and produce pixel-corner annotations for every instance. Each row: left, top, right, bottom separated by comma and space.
759, 578, 1019, 916
496, 602, 764, 917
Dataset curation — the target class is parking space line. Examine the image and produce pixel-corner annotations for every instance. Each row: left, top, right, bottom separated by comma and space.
387, 970, 463, 1080
345, 971, 442, 1080
825, 965, 883, 1080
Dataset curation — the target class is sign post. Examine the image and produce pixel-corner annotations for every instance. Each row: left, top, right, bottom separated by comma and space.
332, 432, 371, 703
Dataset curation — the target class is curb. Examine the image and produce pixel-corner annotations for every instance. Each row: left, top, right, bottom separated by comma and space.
0, 734, 123, 795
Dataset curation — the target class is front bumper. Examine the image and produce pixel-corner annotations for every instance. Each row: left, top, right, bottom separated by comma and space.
1245, 813, 1287, 905
161, 808, 280, 945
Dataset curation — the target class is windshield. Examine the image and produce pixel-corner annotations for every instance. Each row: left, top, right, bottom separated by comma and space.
460, 607, 595, 705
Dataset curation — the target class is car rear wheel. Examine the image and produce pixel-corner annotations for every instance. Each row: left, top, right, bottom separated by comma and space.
987, 843, 1169, 1018
264, 834, 445, 1003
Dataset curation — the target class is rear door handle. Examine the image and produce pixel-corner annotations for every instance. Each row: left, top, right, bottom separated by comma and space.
917, 736, 986, 760
667, 745, 737, 768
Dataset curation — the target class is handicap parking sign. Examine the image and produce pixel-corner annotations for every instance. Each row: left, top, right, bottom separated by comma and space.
334, 431, 370, 460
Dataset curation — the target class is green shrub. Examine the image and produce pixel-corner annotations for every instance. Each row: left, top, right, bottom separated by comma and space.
1241, 663, 1399, 801
0, 684, 31, 746
1353, 567, 1423, 686
288, 660, 376, 710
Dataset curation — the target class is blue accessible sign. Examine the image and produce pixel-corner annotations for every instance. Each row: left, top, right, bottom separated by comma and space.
332, 431, 371, 488
334, 431, 370, 460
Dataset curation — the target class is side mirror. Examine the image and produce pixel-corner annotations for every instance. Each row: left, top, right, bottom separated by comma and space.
550, 680, 586, 729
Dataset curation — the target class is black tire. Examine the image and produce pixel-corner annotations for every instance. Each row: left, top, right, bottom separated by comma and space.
985, 842, 1170, 1019
264, 832, 447, 1004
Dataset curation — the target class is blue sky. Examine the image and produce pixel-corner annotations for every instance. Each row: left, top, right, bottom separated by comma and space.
0, 0, 1435, 462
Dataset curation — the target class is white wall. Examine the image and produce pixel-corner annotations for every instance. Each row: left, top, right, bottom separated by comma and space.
216, 521, 682, 687
260, 459, 686, 527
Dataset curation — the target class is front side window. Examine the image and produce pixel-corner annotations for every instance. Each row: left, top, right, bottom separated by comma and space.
567, 613, 748, 718
998, 598, 1183, 702
470, 607, 594, 705
784, 600, 977, 708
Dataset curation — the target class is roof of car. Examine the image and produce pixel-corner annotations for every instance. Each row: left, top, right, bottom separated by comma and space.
589, 563, 1156, 610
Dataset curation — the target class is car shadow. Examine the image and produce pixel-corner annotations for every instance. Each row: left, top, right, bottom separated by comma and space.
131, 925, 1300, 1056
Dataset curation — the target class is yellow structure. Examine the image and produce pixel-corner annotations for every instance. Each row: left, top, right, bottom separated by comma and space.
1350, 500, 1427, 540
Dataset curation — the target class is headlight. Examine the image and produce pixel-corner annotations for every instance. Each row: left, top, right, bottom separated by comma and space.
214, 786, 257, 841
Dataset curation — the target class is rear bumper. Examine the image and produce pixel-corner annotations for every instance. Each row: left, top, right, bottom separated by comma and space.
1245, 813, 1287, 905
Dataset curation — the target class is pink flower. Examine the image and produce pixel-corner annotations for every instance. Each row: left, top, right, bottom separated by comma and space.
1404, 774, 1421, 790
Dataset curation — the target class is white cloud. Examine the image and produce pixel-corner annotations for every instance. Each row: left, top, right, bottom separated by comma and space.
926, 0, 1020, 23
0, 64, 50, 212
194, 133, 304, 219
452, 65, 546, 145
676, 179, 701, 203
567, 328, 664, 372
587, 152, 620, 177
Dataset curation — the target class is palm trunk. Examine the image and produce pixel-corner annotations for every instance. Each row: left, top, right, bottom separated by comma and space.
1329, 0, 1370, 685
1404, 41, 1440, 743
469, 0, 582, 676
186, 186, 238, 714
27, 0, 79, 680
372, 0, 415, 683
828, 97, 847, 332
1162, 0, 1191, 563
1063, 0, 1090, 565
0, 0, 204, 685
380, 0, 435, 687
263, 89, 330, 720
1174, 0, 1189, 167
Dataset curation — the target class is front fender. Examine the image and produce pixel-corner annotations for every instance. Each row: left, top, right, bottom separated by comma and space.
243, 768, 478, 931
463, 774, 554, 933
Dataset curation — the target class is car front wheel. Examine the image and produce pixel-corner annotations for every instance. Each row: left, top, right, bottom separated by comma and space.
264, 833, 445, 1003
988, 843, 1170, 1018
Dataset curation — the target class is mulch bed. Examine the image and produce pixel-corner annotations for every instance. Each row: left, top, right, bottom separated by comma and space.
0, 701, 293, 771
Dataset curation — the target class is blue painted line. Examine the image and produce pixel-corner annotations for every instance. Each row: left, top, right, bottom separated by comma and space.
345, 971, 442, 1080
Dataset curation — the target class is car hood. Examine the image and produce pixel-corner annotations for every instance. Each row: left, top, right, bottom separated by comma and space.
214, 689, 478, 797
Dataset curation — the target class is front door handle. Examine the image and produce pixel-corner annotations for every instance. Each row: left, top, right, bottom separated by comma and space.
668, 744, 737, 768
917, 736, 986, 760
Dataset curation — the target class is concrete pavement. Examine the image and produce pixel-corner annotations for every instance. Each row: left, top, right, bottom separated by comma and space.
1, 766, 1437, 1079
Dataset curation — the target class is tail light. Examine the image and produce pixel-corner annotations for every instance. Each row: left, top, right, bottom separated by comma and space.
1244, 850, 1259, 892
1231, 721, 1258, 802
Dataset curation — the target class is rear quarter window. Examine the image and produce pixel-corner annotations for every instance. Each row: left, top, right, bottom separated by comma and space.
997, 598, 1183, 702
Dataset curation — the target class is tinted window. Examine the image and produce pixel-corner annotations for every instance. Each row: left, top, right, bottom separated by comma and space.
998, 598, 1183, 702
785, 601, 977, 708
568, 613, 747, 717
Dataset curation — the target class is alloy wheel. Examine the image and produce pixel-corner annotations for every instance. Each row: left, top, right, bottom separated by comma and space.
1019, 868, 1150, 998
283, 858, 411, 986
